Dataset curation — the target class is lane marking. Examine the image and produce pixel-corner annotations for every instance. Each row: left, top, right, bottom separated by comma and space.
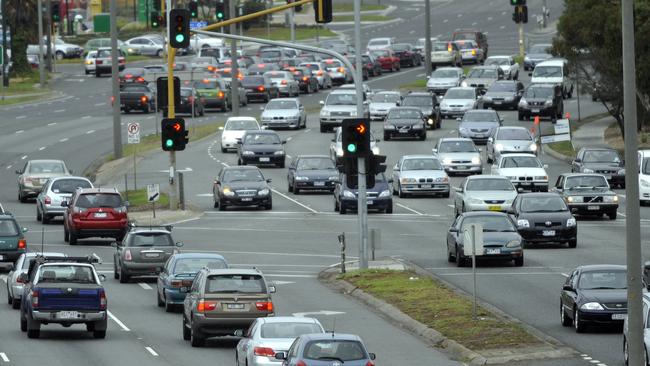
16, 116, 26, 119
39, 146, 46, 151
270, 188, 319, 213
438, 272, 568, 276
107, 310, 131, 331
15, 129, 24, 134
6, 165, 12, 170
0, 275, 7, 283
86, 129, 95, 134
0, 353, 8, 362
60, 138, 69, 142
396, 203, 424, 215
94, 102, 106, 106
82, 115, 92, 119
145, 347, 159, 357
138, 283, 152, 290
21, 155, 27, 160
47, 122, 57, 126
561, 273, 569, 277
54, 109, 65, 113
617, 211, 627, 217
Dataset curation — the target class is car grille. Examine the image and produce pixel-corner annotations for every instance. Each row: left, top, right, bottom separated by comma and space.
602, 302, 627, 310
418, 178, 434, 183
595, 169, 617, 174
449, 104, 464, 108
491, 98, 505, 102
469, 83, 485, 88
484, 200, 505, 204
584, 196, 603, 203
452, 160, 472, 164
253, 151, 274, 156
534, 221, 562, 227
470, 128, 489, 133
515, 176, 534, 181
236, 190, 257, 197
529, 101, 545, 107
331, 111, 351, 117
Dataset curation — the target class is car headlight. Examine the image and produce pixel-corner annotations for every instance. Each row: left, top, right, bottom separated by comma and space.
534, 176, 548, 181
350, 110, 358, 117
505, 240, 521, 248
222, 187, 235, 197
242, 151, 255, 156
413, 124, 424, 129
371, 146, 380, 155
582, 168, 594, 173
495, 143, 504, 151
568, 196, 583, 203
519, 99, 528, 107
461, 81, 468, 87
274, 150, 285, 156
617, 169, 626, 175
427, 118, 434, 125
524, 56, 530, 62
287, 115, 299, 120
328, 176, 339, 181
517, 219, 530, 228
379, 190, 391, 198
320, 110, 330, 117
504, 96, 514, 101
545, 99, 553, 106
436, 176, 449, 183
566, 217, 576, 227
459, 127, 468, 134
504, 198, 514, 205
471, 156, 481, 165
529, 143, 538, 152
343, 190, 356, 198
641, 179, 650, 187
401, 178, 417, 184
580, 302, 604, 311
604, 195, 619, 203
258, 188, 270, 196
465, 102, 474, 108
467, 197, 483, 204
384, 124, 396, 130
443, 157, 453, 165
441, 103, 449, 109
295, 176, 309, 181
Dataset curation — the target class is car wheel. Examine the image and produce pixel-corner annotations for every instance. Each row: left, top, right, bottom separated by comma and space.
7, 284, 12, 304
518, 112, 524, 121
113, 262, 119, 279
63, 225, 69, 242
447, 247, 455, 262
12, 297, 20, 310
157, 289, 164, 307
156, 49, 163, 58
119, 266, 130, 283
18, 190, 27, 203
384, 133, 390, 141
340, 204, 347, 215
27, 316, 40, 338
20, 310, 27, 332
182, 316, 191, 341
69, 230, 78, 245
573, 308, 585, 333
93, 330, 106, 339
398, 184, 407, 198
164, 292, 175, 313
456, 247, 465, 267
218, 200, 226, 211
385, 204, 393, 214
265, 202, 273, 210
561, 302, 572, 326
320, 125, 327, 133
42, 214, 50, 224
334, 199, 339, 212
568, 239, 577, 248
514, 256, 524, 267
624, 337, 630, 365
608, 210, 617, 220
442, 191, 450, 198
191, 325, 206, 347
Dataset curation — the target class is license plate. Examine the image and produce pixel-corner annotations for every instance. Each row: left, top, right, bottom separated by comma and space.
612, 313, 627, 320
531, 109, 540, 113
143, 252, 160, 258
542, 230, 555, 236
456, 166, 467, 170
259, 157, 270, 162
587, 205, 600, 211
486, 248, 501, 255
0, 255, 3, 260
227, 303, 245, 309
367, 200, 374, 205
494, 101, 502, 105
421, 184, 433, 188
241, 197, 253, 202
399, 129, 409, 134
314, 181, 325, 187
57, 311, 79, 319
94, 212, 107, 218
488, 205, 502, 211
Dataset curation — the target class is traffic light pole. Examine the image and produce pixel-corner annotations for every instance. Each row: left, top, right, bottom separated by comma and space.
110, 0, 122, 160
424, 0, 432, 77
229, 0, 239, 116
518, 21, 525, 59
166, 0, 178, 210
37, 0, 46, 87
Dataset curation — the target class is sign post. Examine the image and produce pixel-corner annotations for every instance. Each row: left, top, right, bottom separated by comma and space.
127, 122, 140, 190
147, 183, 160, 218
463, 223, 483, 320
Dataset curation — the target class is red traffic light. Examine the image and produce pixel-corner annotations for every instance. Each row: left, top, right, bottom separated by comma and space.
172, 122, 182, 131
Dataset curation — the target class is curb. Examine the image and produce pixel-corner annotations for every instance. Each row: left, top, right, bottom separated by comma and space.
332, 5, 397, 16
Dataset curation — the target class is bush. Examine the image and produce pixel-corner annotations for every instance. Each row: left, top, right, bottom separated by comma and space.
120, 21, 148, 32
242, 0, 267, 30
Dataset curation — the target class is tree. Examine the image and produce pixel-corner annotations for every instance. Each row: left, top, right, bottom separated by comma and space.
552, 0, 650, 135
6, 0, 38, 75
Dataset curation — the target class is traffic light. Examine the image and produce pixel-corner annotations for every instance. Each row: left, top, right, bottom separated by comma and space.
157, 76, 181, 116
151, 11, 161, 28
342, 118, 370, 159
313, 0, 332, 24
189, 1, 198, 18
161, 118, 189, 151
51, 2, 60, 22
366, 153, 387, 189
512, 5, 528, 23
216, 2, 226, 20
169, 9, 191, 48
510, 0, 525, 5
343, 157, 359, 188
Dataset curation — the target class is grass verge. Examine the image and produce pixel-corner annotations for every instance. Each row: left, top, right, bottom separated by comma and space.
124, 188, 169, 212
333, 15, 393, 22
547, 141, 575, 158
0, 94, 52, 106
399, 79, 426, 90
244, 26, 336, 41
333, 3, 387, 12
341, 269, 542, 351
2, 72, 51, 96
604, 122, 650, 153
56, 55, 152, 65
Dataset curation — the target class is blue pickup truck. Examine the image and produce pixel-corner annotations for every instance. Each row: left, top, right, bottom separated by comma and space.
19, 255, 108, 339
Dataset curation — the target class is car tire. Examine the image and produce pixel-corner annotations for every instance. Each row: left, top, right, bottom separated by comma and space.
441, 191, 450, 198
20, 311, 27, 332
608, 210, 617, 220
69, 230, 78, 246
12, 297, 20, 310
340, 204, 347, 215
93, 330, 106, 339
221, 147, 227, 153
18, 191, 27, 203
182, 316, 191, 340
447, 248, 455, 262
573, 308, 585, 333
157, 289, 164, 307
384, 133, 390, 141
385, 204, 393, 214
190, 325, 206, 347
568, 239, 577, 248
113, 262, 119, 279
164, 293, 175, 313
518, 112, 524, 121
36, 207, 42, 222
334, 200, 339, 212
119, 267, 129, 283
27, 317, 40, 339
514, 256, 524, 267
7, 285, 12, 305
561, 302, 572, 326
419, 132, 426, 141
398, 184, 407, 198
278, 161, 285, 168
320, 125, 327, 133
42, 214, 50, 224
64, 225, 69, 242
213, 199, 219, 209
456, 247, 465, 267
156, 49, 163, 58
219, 200, 226, 211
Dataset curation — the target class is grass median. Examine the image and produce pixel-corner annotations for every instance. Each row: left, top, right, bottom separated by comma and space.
333, 3, 387, 12
57, 55, 152, 65
342, 269, 542, 351
124, 188, 169, 212
244, 26, 336, 41
333, 15, 393, 22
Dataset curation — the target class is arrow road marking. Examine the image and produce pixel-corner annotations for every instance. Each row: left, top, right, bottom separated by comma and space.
138, 283, 152, 290
0, 353, 9, 362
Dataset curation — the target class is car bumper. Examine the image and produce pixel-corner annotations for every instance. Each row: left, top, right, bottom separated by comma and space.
483, 100, 518, 109
221, 196, 272, 207
250, 355, 284, 366
519, 226, 577, 243
441, 107, 472, 117
193, 313, 273, 335
20, 185, 43, 198
401, 183, 450, 195
370, 112, 389, 121
329, 73, 347, 82
241, 155, 285, 165
444, 164, 482, 174
42, 204, 67, 216
294, 181, 336, 191
245, 92, 268, 100
163, 287, 188, 304
96, 65, 125, 73
340, 198, 392, 211
567, 203, 618, 215
577, 309, 627, 326
261, 119, 301, 129
122, 262, 165, 276
641, 184, 650, 201
203, 98, 227, 108
465, 203, 513, 213
520, 106, 555, 117
31, 310, 107, 323
431, 57, 454, 65
460, 247, 523, 261
320, 118, 345, 127
459, 134, 491, 145
71, 223, 128, 239
427, 86, 455, 95
221, 138, 239, 150
461, 54, 479, 62
0, 250, 25, 262
384, 127, 426, 138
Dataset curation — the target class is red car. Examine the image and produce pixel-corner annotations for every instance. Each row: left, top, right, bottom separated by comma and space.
370, 49, 401, 72
63, 188, 129, 245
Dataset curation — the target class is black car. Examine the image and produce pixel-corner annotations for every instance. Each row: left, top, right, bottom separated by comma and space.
511, 192, 577, 248
118, 67, 146, 87
401, 91, 441, 129
446, 211, 524, 267
481, 80, 524, 110
213, 166, 273, 210
571, 147, 625, 188
118, 83, 155, 114
553, 173, 619, 220
241, 75, 279, 103
173, 87, 205, 117
523, 43, 552, 71
518, 83, 564, 121
285, 66, 319, 94
334, 173, 393, 214
383, 107, 427, 141
393, 43, 422, 67
560, 265, 627, 332
362, 54, 382, 77
287, 155, 338, 194
237, 130, 286, 168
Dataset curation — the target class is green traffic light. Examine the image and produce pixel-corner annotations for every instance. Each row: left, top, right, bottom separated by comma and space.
217, 12, 224, 18
175, 34, 185, 43
346, 143, 357, 153
165, 139, 174, 148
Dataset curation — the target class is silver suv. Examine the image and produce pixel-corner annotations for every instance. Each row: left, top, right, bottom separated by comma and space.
319, 90, 369, 133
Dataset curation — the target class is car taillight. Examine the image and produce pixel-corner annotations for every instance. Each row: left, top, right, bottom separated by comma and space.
471, 49, 476, 55
255, 301, 273, 312
125, 74, 133, 79
96, 60, 103, 65
366, 361, 375, 366
111, 96, 115, 103
73, 206, 87, 214
170, 280, 183, 288
119, 59, 125, 64
258, 86, 265, 92
136, 77, 145, 82
140, 96, 148, 104
114, 206, 127, 213
99, 290, 107, 310
296, 361, 307, 366
316, 70, 323, 76
217, 91, 225, 98
280, 80, 287, 85
24, 177, 33, 184
302, 76, 308, 81
44, 196, 52, 205
124, 249, 132, 261
197, 300, 218, 312
16, 275, 24, 284
338, 67, 345, 73
254, 347, 276, 357
31, 290, 39, 309
18, 239, 26, 249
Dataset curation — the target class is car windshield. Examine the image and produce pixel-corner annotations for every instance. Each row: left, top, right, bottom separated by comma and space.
439, 140, 476, 153
301, 63, 320, 71
488, 82, 516, 92
123, 85, 149, 92
193, 57, 213, 64
51, 179, 92, 194
0, 219, 19, 236
643, 158, 650, 174
75, 193, 123, 208
215, 69, 233, 77
393, 44, 409, 51
533, 65, 562, 78
445, 89, 475, 99
266, 100, 298, 110
304, 340, 366, 361
222, 169, 265, 182
463, 111, 498, 122
225, 120, 259, 131
520, 196, 567, 212
431, 69, 458, 78
455, 41, 476, 50
372, 93, 400, 103
432, 42, 452, 51
261, 50, 281, 58
326, 93, 357, 105
402, 158, 442, 171
38, 265, 95, 283
297, 158, 335, 170
173, 258, 227, 274
206, 274, 266, 293
461, 215, 516, 232
128, 232, 173, 247
122, 68, 144, 77
565, 175, 609, 189
194, 80, 219, 89
583, 150, 620, 163
529, 44, 551, 54
323, 60, 343, 68
370, 50, 389, 58
242, 76, 265, 87
369, 39, 389, 46
402, 96, 433, 106
144, 66, 165, 73
244, 133, 280, 145
578, 270, 627, 290
497, 129, 530, 140
28, 162, 66, 174
525, 86, 553, 98
500, 156, 541, 168
485, 58, 509, 66
466, 178, 515, 191
388, 108, 421, 119
260, 323, 322, 338
467, 68, 498, 78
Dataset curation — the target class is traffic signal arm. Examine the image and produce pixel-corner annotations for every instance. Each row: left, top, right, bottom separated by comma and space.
200, 0, 318, 32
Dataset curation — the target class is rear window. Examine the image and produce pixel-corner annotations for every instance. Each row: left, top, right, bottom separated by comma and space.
242, 76, 265, 86
28, 161, 66, 174
206, 274, 266, 293
122, 85, 149, 92
260, 323, 322, 338
38, 265, 95, 283
127, 232, 173, 247
75, 193, 123, 208
51, 179, 92, 194
0, 219, 19, 236
497, 129, 530, 140
304, 340, 366, 361
173, 258, 228, 274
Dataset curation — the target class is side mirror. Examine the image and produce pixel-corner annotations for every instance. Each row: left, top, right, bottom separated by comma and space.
281, 140, 287, 144
266, 179, 272, 183
69, 169, 74, 174
268, 285, 276, 293
331, 138, 336, 142
219, 126, 224, 130
275, 352, 287, 360
369, 353, 376, 360
233, 329, 244, 337
22, 227, 28, 233
426, 75, 431, 79
573, 158, 581, 163
110, 241, 119, 247
517, 187, 524, 193
363, 101, 369, 105
393, 163, 399, 170
562, 285, 574, 292
432, 148, 437, 154
387, 178, 394, 183
15, 169, 22, 174
175, 242, 184, 247
449, 227, 458, 233
487, 137, 493, 143
236, 139, 242, 144
260, 106, 265, 111
18, 273, 28, 283
98, 274, 106, 282
528, 72, 532, 77
319, 100, 325, 106
453, 186, 463, 193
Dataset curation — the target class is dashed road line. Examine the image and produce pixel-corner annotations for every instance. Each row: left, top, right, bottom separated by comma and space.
0, 275, 7, 283
561, 273, 569, 277
94, 102, 106, 106
16, 115, 26, 119
39, 146, 46, 151
60, 138, 69, 142
145, 347, 159, 357
107, 310, 131, 331
21, 155, 27, 160
396, 203, 424, 215
15, 129, 24, 134
47, 122, 57, 126
82, 115, 92, 119
6, 165, 12, 170
138, 282, 152, 290
86, 129, 95, 134
54, 109, 65, 113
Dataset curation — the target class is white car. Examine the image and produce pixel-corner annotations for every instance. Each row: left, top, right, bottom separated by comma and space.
190, 34, 225, 52
339, 83, 374, 98
391, 155, 450, 197
439, 87, 480, 118
330, 126, 379, 163
491, 153, 549, 192
426, 67, 464, 95
319, 89, 369, 132
486, 126, 538, 164
299, 62, 333, 89
640, 150, 650, 205
367, 37, 395, 52
260, 98, 306, 130
84, 50, 97, 75
623, 292, 650, 365
369, 91, 401, 121
485, 55, 520, 80
433, 137, 483, 175
220, 117, 261, 152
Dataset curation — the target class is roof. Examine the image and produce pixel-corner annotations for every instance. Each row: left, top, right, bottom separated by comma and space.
535, 59, 566, 67
448, 86, 476, 91
295, 154, 331, 159
23, 252, 67, 258
517, 192, 562, 199
128, 228, 171, 235
404, 92, 434, 96
577, 264, 627, 272
467, 174, 509, 180
439, 137, 475, 142
579, 146, 618, 152
559, 172, 609, 178
401, 154, 440, 160
77, 187, 120, 194
497, 126, 529, 131
226, 116, 258, 122
268, 97, 299, 102
243, 129, 279, 135
460, 211, 509, 218
301, 333, 362, 341
27, 159, 66, 164
170, 252, 226, 260
259, 316, 321, 324
498, 153, 539, 158
47, 176, 91, 183
639, 150, 650, 157
204, 268, 263, 276
222, 165, 262, 171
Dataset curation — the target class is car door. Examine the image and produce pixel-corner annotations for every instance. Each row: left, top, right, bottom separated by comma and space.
157, 257, 172, 299
185, 271, 203, 322
562, 270, 580, 314
572, 149, 584, 172
454, 178, 467, 210
237, 319, 259, 364
392, 158, 403, 189
447, 215, 461, 254
287, 158, 297, 186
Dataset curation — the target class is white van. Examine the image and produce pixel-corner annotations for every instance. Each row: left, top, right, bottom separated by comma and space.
530, 59, 574, 99
639, 150, 650, 205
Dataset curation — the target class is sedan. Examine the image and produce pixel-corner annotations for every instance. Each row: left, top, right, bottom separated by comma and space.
393, 43, 422, 67
457, 109, 502, 145
383, 107, 427, 141
484, 55, 519, 80
322, 58, 353, 84
461, 66, 504, 94
369, 91, 402, 121
426, 66, 464, 95
84, 50, 97, 75
235, 317, 325, 366
287, 155, 338, 194
552, 173, 619, 220
491, 154, 548, 192
447, 211, 524, 267
439, 87, 480, 118
193, 78, 231, 112
220, 117, 261, 152
175, 87, 205, 117
264, 71, 300, 97
392, 155, 449, 197
260, 98, 306, 130
213, 166, 273, 210
36, 176, 93, 223
370, 49, 401, 72
511, 192, 577, 248
6, 252, 66, 309
481, 80, 525, 110
401, 92, 441, 129
453, 175, 518, 215
237, 130, 286, 168
241, 75, 279, 103
124, 36, 164, 57
285, 66, 319, 94
571, 147, 625, 188
486, 126, 538, 163
561, 265, 627, 332
455, 39, 484, 64
299, 62, 333, 89
433, 137, 482, 175
118, 67, 146, 86
361, 54, 382, 77
16, 159, 72, 202
275, 333, 376, 366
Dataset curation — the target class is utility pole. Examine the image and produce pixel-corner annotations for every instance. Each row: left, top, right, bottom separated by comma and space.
229, 0, 239, 116
110, 0, 123, 159
38, 0, 46, 87
46, 0, 53, 72
354, 0, 368, 269
266, 0, 271, 38
166, 0, 178, 210
424, 0, 431, 76
518, 21, 524, 59
290, 5, 295, 44
622, 1, 643, 365
1, 0, 8, 87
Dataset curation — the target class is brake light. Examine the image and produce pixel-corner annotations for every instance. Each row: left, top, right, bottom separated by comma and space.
281, 80, 287, 85
217, 91, 225, 98
338, 67, 345, 73
16, 275, 24, 284
44, 196, 52, 205
366, 361, 375, 366
99, 289, 107, 310
255, 301, 273, 311
258, 64, 266, 67
18, 239, 26, 249
237, 73, 243, 80
296, 361, 307, 366
207, 66, 215, 71
119, 59, 125, 64
302, 76, 308, 81
258, 86, 265, 92
197, 300, 218, 312
316, 70, 323, 76
124, 249, 132, 261
31, 290, 39, 309
140, 96, 148, 104
110, 96, 115, 103
254, 347, 276, 357
96, 60, 103, 65
125, 74, 133, 79
170, 280, 183, 288
325, 59, 334, 64
136, 77, 145, 82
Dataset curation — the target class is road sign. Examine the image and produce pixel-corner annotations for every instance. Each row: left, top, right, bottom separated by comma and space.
127, 122, 140, 144
554, 119, 570, 134
190, 21, 207, 29
147, 184, 160, 202
462, 223, 484, 256
541, 133, 571, 144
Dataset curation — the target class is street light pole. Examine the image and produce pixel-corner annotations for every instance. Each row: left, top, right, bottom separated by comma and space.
354, 0, 368, 269
37, 0, 46, 87
424, 0, 431, 77
229, 0, 239, 116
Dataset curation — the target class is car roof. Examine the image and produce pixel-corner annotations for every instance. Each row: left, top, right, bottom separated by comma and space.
171, 252, 226, 260
439, 137, 474, 142
577, 264, 626, 272
448, 87, 475, 91
77, 187, 120, 194
497, 126, 528, 131
517, 192, 562, 199
226, 116, 258, 122
486, 55, 511, 60
47, 176, 90, 182
401, 155, 439, 160
467, 174, 509, 180
296, 154, 331, 159
560, 172, 608, 178
301, 333, 362, 341
28, 159, 66, 164
639, 150, 650, 158
223, 165, 262, 171
330, 89, 358, 94
128, 228, 171, 235
460, 211, 509, 218
536, 59, 565, 67
244, 129, 279, 135
259, 316, 321, 324
499, 153, 538, 158
268, 98, 299, 103
404, 92, 433, 97
580, 146, 617, 152
204, 268, 264, 276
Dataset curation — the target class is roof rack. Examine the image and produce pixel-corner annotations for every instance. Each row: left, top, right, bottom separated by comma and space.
32, 253, 101, 265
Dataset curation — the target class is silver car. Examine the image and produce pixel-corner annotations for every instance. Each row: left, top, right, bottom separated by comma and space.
391, 155, 450, 197
369, 91, 401, 121
485, 55, 520, 80
490, 153, 549, 192
299, 62, 333, 89
322, 58, 352, 85
453, 175, 518, 215
260, 98, 306, 130
235, 317, 325, 366
16, 159, 72, 202
461, 65, 504, 94
6, 252, 66, 309
319, 90, 369, 133
486, 126, 538, 163
439, 87, 480, 118
36, 176, 93, 223
263, 71, 300, 97
433, 137, 482, 175
430, 41, 461, 67
426, 67, 464, 95
124, 36, 165, 57
84, 50, 97, 75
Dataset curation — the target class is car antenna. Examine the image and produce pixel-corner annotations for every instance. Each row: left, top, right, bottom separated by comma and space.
331, 317, 336, 337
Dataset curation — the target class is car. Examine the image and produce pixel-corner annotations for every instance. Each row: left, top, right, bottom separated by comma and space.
414, 37, 439, 55
383, 107, 427, 141
524, 43, 553, 71
361, 54, 382, 77
285, 66, 319, 93
237, 130, 287, 168
260, 98, 307, 130
6, 252, 66, 309
571, 147, 625, 188
486, 126, 538, 163
511, 192, 577, 248
367, 37, 395, 52
457, 109, 502, 145
287, 155, 338, 194
433, 137, 483, 175
369, 91, 402, 121
42, 37, 83, 59
446, 211, 524, 267
182, 268, 276, 346
192, 78, 231, 112
518, 83, 564, 121
93, 47, 126, 77
172, 87, 205, 117
0, 213, 27, 267
118, 67, 146, 87
426, 66, 464, 95
143, 64, 167, 74
83, 50, 97, 75
299, 62, 333, 89
330, 127, 380, 163
401, 91, 441, 129
221, 117, 261, 152
439, 87, 480, 118
83, 38, 128, 56
484, 55, 519, 80
259, 47, 292, 63
430, 41, 462, 68
235, 317, 326, 366
214, 66, 246, 85
391, 155, 449, 197
321, 59, 353, 85
118, 83, 155, 113
241, 74, 280, 103
263, 70, 301, 97
454, 39, 485, 64
274, 333, 376, 366
319, 89, 369, 133
16, 159, 72, 202
394, 43, 422, 67
370, 49, 401, 72
334, 173, 393, 214
623, 292, 650, 364
453, 175, 518, 215
36, 176, 93, 224
62, 187, 129, 245
213, 166, 273, 210
247, 62, 281, 76
530, 59, 574, 99
491, 154, 549, 192
191, 56, 218, 69
481, 80, 525, 110
124, 36, 164, 57
339, 83, 374, 98
461, 65, 504, 94
198, 46, 231, 63
640, 150, 650, 205
452, 29, 488, 58
189, 33, 225, 51
560, 265, 627, 332
552, 173, 619, 220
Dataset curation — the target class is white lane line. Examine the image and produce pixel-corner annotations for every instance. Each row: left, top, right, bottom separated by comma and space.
86, 129, 95, 134
47, 122, 57, 126
16, 116, 26, 119
618, 211, 627, 217
457, 13, 462, 17
304, 129, 311, 133
589, 361, 600, 364
60, 138, 69, 142
561, 273, 569, 277
6, 165, 12, 170
270, 188, 319, 213
447, 204, 454, 208
487, 16, 493, 21
0, 275, 7, 283
107, 310, 131, 331
287, 136, 292, 141
145, 347, 159, 357
54, 109, 65, 113
439, 272, 567, 276
82, 115, 92, 119
39, 146, 46, 151
138, 282, 152, 290
15, 129, 24, 134
0, 353, 9, 362
409, 30, 415, 34
443, 19, 448, 23
500, 25, 506, 29
396, 203, 423, 215
21, 155, 27, 160
94, 102, 106, 106
471, 22, 477, 26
